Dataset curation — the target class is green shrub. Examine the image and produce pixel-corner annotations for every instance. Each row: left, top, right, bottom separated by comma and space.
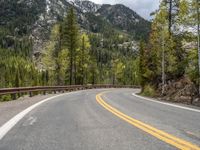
0, 95, 12, 102
141, 85, 156, 97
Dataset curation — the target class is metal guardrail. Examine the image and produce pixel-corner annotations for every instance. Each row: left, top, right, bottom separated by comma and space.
0, 85, 139, 97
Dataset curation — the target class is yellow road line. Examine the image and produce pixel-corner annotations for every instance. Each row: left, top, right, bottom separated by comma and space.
96, 92, 200, 150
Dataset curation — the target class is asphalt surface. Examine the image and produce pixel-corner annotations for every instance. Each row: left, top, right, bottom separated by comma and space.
0, 94, 58, 127
0, 89, 200, 150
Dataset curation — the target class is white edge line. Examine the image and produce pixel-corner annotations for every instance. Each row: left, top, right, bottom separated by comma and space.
0, 91, 79, 140
132, 93, 200, 113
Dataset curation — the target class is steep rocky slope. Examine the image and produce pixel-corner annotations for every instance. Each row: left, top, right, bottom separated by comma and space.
96, 4, 150, 39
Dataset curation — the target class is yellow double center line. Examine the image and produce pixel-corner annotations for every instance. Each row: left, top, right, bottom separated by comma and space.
96, 92, 200, 150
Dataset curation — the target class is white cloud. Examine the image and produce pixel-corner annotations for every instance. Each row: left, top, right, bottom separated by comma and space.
89, 0, 160, 19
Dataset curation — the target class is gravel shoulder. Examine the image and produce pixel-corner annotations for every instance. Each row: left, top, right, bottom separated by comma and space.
0, 94, 58, 127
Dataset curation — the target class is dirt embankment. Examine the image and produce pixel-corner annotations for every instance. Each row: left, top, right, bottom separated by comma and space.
158, 77, 200, 106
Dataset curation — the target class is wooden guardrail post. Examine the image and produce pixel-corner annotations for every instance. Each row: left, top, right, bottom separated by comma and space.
29, 91, 33, 97
12, 93, 17, 100
43, 91, 46, 95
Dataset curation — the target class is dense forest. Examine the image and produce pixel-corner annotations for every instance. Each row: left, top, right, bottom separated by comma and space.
0, 7, 140, 98
40, 8, 140, 86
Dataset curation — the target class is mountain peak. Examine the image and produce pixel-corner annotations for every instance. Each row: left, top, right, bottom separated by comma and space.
69, 0, 101, 13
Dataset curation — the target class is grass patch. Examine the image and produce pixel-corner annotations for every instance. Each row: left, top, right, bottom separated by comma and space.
0, 95, 12, 102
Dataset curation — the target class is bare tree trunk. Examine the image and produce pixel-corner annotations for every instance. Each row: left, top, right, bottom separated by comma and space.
81, 37, 85, 85
74, 54, 77, 85
112, 72, 115, 85
162, 31, 166, 96
197, 0, 200, 95
168, 0, 172, 34
70, 47, 73, 85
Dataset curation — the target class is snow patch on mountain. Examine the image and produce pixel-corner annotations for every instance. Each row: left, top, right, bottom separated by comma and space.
46, 0, 51, 14
68, 0, 102, 12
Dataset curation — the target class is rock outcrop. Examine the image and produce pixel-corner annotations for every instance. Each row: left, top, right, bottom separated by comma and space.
159, 77, 200, 106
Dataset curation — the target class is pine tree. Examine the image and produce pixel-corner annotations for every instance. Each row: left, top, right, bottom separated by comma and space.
79, 34, 91, 85
163, 0, 179, 33
63, 7, 80, 85
139, 41, 147, 90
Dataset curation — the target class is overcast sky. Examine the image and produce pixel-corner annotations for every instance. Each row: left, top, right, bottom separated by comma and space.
89, 0, 160, 20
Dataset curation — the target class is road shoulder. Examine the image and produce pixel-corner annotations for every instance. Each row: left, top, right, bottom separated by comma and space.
132, 93, 200, 112
0, 94, 58, 127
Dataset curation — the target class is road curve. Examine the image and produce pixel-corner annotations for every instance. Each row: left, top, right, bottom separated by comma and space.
0, 89, 200, 150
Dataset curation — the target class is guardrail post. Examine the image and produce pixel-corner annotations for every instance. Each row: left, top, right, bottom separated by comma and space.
12, 93, 17, 100
29, 91, 33, 97
43, 91, 46, 95
18, 93, 21, 98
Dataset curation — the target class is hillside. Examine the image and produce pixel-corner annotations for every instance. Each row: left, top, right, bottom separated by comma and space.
0, 0, 146, 94
0, 0, 150, 54
96, 4, 150, 40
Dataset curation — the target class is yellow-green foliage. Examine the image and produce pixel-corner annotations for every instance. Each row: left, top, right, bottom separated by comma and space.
141, 85, 156, 97
0, 95, 12, 102
186, 49, 198, 84
0, 49, 41, 88
76, 33, 91, 84
0, 48, 42, 101
42, 24, 69, 85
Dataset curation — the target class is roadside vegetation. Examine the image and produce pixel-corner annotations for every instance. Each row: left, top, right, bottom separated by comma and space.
139, 0, 200, 105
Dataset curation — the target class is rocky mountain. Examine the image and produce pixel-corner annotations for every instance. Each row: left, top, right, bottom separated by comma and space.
96, 4, 150, 39
72, 0, 101, 13
0, 0, 151, 54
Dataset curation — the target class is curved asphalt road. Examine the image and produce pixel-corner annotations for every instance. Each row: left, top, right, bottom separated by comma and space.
0, 89, 200, 150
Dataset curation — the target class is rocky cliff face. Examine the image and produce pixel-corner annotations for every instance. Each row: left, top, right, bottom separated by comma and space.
0, 0, 150, 54
30, 0, 72, 54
